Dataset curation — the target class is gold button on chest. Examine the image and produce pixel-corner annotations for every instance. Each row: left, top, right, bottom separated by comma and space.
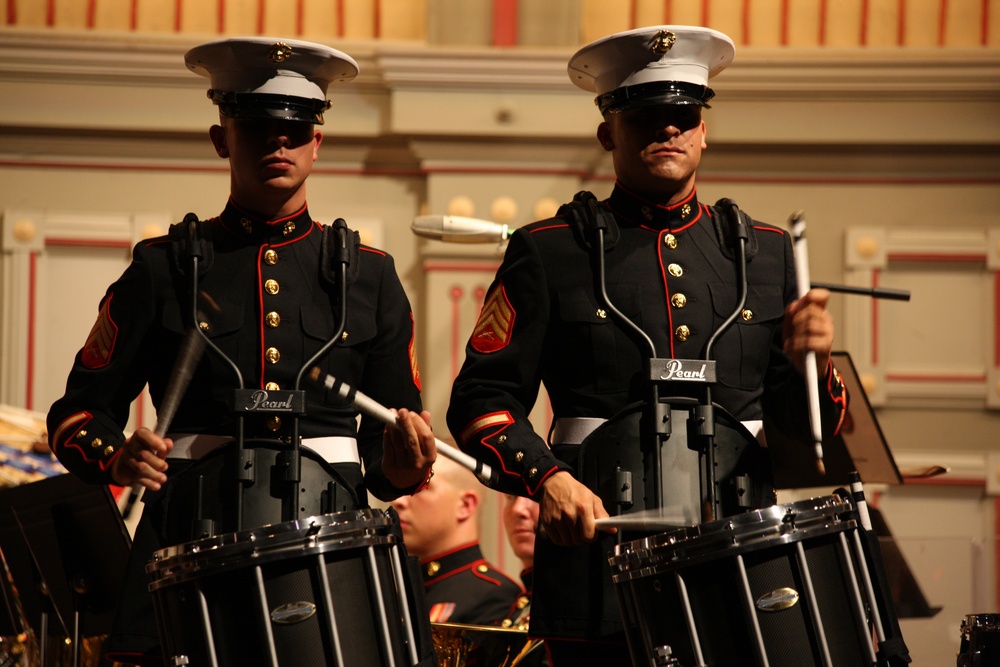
266, 347, 281, 363
671, 293, 687, 308
427, 561, 441, 576
663, 233, 677, 249
264, 249, 278, 265
675, 325, 691, 342
596, 308, 607, 319
668, 263, 683, 278
264, 279, 279, 295
741, 309, 754, 321
477, 564, 489, 574
266, 416, 282, 431
265, 382, 280, 391
266, 311, 281, 328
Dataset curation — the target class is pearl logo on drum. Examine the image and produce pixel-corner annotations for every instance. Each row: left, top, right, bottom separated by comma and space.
648, 358, 717, 383
755, 587, 800, 612
270, 601, 318, 624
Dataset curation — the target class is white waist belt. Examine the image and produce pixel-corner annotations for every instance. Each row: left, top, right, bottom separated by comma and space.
167, 434, 361, 465
551, 417, 766, 446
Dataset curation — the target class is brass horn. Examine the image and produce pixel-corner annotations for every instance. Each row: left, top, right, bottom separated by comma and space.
431, 622, 544, 667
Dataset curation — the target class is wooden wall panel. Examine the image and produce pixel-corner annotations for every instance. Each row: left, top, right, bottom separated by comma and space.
946, 0, 987, 46
134, 0, 177, 33
826, 0, 865, 46
181, 0, 220, 34
670, 0, 707, 27
12, 0, 46, 27
343, 0, 376, 39
381, 0, 427, 42
748, 0, 783, 47
866, 0, 902, 46
93, 0, 133, 32
904, 0, 941, 47
519, 0, 578, 47
709, 0, 746, 45
787, 0, 822, 46
223, 0, 262, 36
262, 0, 299, 37
53, 0, 88, 29
634, 0, 665, 29
581, 0, 632, 44
301, 0, 340, 38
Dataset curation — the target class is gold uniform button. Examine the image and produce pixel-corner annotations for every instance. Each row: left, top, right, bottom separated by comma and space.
477, 564, 489, 574
266, 311, 281, 328
596, 308, 607, 319
517, 596, 529, 609
426, 561, 441, 577
265, 382, 280, 391
90, 437, 102, 449
78, 430, 87, 437
266, 416, 282, 431
501, 619, 514, 628
240, 218, 253, 234
283, 221, 296, 237
668, 263, 683, 278
199, 321, 210, 332
264, 249, 278, 265
742, 309, 754, 321
266, 347, 281, 363
497, 434, 507, 444
341, 331, 349, 341
514, 451, 524, 462
681, 203, 692, 219
527, 467, 538, 479
664, 233, 677, 249
103, 445, 114, 457
671, 293, 687, 308
264, 279, 279, 295
675, 325, 691, 342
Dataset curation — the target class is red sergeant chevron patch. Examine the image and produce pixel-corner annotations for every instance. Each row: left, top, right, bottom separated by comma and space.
81, 296, 118, 369
471, 283, 515, 353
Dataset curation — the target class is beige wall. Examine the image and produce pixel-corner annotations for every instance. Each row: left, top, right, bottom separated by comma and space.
1, 24, 999, 663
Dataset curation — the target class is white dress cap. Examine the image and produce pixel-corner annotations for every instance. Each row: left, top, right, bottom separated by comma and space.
568, 26, 735, 113
185, 37, 359, 124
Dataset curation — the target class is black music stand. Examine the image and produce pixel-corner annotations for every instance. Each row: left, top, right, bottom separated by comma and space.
0, 474, 130, 659
767, 350, 903, 489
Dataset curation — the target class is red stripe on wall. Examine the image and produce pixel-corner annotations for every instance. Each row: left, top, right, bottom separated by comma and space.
46, 0, 54, 26
130, 0, 138, 30
983, 0, 991, 45
780, 0, 791, 46
257, 0, 266, 34
701, 0, 710, 26
87, 0, 97, 28
297, 0, 304, 36
629, 0, 637, 29
374, 0, 381, 38
218, 0, 225, 33
939, 0, 948, 45
492, 0, 518, 47
6, 0, 15, 25
886, 252, 986, 262
664, 0, 672, 24
337, 0, 345, 37
26, 252, 38, 410
818, 0, 828, 45
174, 0, 182, 32
897, 0, 906, 45
860, 0, 870, 45
741, 0, 751, 44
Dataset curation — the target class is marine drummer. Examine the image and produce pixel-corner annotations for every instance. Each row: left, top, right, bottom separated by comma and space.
47, 37, 435, 665
446, 25, 848, 663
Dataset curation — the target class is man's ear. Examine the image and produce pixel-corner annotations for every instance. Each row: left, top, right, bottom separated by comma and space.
701, 120, 708, 150
597, 121, 614, 151
209, 125, 228, 158
455, 489, 479, 522
312, 130, 323, 161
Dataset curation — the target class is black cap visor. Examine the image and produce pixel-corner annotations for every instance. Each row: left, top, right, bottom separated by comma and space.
597, 81, 715, 114
209, 90, 331, 124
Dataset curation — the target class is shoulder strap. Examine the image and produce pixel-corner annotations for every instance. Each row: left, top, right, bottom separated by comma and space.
556, 190, 620, 251
168, 212, 214, 275
320, 218, 361, 288
711, 198, 759, 261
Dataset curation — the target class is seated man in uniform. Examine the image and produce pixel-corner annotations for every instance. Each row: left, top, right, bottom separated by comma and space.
391, 455, 521, 625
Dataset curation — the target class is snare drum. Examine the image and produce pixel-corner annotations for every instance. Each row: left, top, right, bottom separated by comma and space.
611, 496, 877, 667
148, 509, 432, 667
958, 613, 1000, 667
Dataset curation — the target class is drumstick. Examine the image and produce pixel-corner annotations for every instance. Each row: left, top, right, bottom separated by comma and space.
308, 367, 498, 488
122, 295, 217, 517
594, 508, 697, 531
790, 212, 826, 476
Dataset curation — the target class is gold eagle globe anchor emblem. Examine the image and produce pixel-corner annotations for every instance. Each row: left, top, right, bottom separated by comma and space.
650, 30, 677, 54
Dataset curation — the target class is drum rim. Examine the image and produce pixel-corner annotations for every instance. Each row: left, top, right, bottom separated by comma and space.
609, 496, 854, 574
146, 509, 397, 585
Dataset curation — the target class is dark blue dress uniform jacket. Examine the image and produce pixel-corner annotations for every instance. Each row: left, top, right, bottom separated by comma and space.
48, 200, 422, 503
46, 200, 424, 662
446, 185, 847, 639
